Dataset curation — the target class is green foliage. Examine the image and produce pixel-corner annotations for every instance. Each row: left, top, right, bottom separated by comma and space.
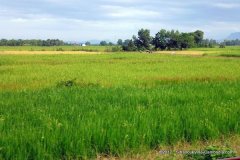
123, 29, 205, 51
56, 47, 64, 51
193, 30, 204, 45
108, 42, 114, 46
219, 54, 240, 57
219, 44, 226, 48
117, 39, 123, 45
153, 29, 169, 50
57, 79, 77, 87
100, 41, 108, 46
1, 52, 240, 159
185, 145, 236, 160
223, 39, 240, 46
85, 41, 91, 46
168, 30, 181, 49
135, 28, 152, 50
0, 39, 65, 46
122, 39, 138, 51
122, 29, 152, 51
1, 82, 240, 159
111, 46, 123, 52
200, 39, 217, 48
179, 33, 195, 49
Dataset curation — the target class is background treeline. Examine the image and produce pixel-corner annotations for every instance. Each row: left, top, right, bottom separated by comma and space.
0, 39, 65, 46
1, 30, 240, 49
118, 29, 218, 51
222, 39, 240, 46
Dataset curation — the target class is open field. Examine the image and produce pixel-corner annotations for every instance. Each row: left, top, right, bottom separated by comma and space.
1, 46, 240, 57
1, 48, 240, 159
0, 45, 112, 52
0, 51, 103, 55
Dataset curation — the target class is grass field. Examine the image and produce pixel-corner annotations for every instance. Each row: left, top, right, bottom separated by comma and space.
1, 45, 240, 57
0, 45, 113, 52
0, 47, 240, 159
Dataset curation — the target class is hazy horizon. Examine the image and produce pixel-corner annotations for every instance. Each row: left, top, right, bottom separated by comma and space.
0, 0, 240, 41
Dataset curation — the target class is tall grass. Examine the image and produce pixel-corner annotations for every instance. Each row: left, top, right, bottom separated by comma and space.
1, 52, 240, 159
0, 53, 240, 90
1, 82, 240, 159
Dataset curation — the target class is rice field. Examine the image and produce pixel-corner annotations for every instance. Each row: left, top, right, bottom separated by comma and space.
0, 45, 112, 52
0, 48, 240, 159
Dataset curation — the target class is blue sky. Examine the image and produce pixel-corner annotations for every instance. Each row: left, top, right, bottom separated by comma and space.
0, 0, 240, 42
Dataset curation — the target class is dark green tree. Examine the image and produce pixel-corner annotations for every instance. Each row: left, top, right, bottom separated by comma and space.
168, 30, 180, 49
135, 29, 152, 50
100, 41, 108, 46
193, 30, 204, 46
122, 39, 137, 51
179, 33, 195, 50
85, 41, 91, 45
108, 42, 114, 46
117, 39, 123, 45
153, 29, 169, 50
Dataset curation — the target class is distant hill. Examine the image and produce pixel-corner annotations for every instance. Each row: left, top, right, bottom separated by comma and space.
226, 32, 240, 40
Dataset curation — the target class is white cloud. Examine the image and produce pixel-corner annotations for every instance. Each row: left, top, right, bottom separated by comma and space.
213, 3, 240, 9
101, 5, 160, 19
0, 0, 239, 40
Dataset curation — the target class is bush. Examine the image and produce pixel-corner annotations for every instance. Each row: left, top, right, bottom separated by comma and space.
219, 44, 226, 48
57, 79, 77, 87
111, 46, 122, 52
56, 48, 64, 51
202, 53, 208, 56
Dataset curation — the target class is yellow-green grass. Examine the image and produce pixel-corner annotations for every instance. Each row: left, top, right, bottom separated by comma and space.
0, 52, 240, 159
188, 46, 240, 56
188, 46, 240, 51
0, 50, 103, 55
0, 45, 240, 56
0, 45, 113, 52
1, 53, 240, 90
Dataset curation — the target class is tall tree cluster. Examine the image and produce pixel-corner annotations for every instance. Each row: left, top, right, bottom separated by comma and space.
0, 39, 65, 46
121, 29, 206, 51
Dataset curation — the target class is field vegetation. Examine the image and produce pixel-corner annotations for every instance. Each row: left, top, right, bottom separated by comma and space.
0, 47, 240, 159
0, 45, 113, 52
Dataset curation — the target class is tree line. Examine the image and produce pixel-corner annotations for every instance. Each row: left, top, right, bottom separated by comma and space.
0, 39, 65, 46
1, 30, 239, 49
117, 29, 210, 51
222, 39, 240, 46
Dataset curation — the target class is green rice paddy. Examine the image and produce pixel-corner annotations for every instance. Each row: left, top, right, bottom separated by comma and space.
0, 48, 240, 159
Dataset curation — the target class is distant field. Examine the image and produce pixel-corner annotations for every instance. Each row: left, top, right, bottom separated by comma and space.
188, 46, 240, 57
1, 50, 240, 159
0, 45, 240, 57
0, 45, 113, 52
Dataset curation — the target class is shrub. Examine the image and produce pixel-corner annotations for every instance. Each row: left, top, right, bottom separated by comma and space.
57, 79, 77, 87
219, 44, 226, 48
111, 46, 122, 52
56, 48, 64, 51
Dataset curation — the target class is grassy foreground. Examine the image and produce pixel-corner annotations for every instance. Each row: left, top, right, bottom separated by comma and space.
0, 51, 240, 159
